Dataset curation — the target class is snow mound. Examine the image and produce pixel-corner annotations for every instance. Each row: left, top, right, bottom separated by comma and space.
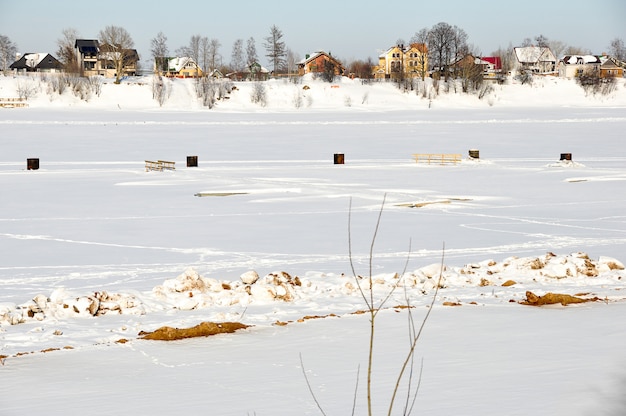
1, 252, 623, 328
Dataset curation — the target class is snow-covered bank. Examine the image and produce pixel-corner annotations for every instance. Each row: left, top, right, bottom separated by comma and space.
1, 73, 625, 112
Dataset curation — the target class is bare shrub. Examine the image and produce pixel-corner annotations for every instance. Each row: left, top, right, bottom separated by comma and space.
577, 73, 617, 96
152, 75, 169, 107
302, 196, 443, 416
292, 89, 303, 108
432, 78, 440, 95
216, 79, 233, 100
516, 69, 533, 85
478, 83, 493, 100
66, 76, 92, 101
46, 74, 68, 95
196, 77, 217, 108
87, 76, 103, 97
250, 82, 267, 107
16, 78, 38, 100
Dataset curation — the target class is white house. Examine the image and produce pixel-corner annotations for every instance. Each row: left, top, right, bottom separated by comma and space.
557, 55, 601, 78
514, 46, 556, 74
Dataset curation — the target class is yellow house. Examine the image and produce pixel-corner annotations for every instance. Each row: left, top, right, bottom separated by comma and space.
374, 43, 428, 80
164, 57, 203, 78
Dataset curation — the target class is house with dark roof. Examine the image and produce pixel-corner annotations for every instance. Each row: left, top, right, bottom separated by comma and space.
74, 39, 139, 78
10, 53, 63, 73
74, 39, 100, 76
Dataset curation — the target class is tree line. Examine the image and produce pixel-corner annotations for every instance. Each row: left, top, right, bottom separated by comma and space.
1, 24, 625, 79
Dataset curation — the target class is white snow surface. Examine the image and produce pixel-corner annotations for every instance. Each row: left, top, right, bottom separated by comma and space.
1, 73, 626, 415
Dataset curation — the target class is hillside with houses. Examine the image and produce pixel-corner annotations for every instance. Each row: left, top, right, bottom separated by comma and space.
6, 39, 626, 82
2, 22, 625, 83
1, 26, 625, 110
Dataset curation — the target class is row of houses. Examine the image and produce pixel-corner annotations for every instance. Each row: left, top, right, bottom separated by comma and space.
8, 39, 140, 78
373, 44, 624, 81
512, 46, 624, 78
7, 39, 625, 81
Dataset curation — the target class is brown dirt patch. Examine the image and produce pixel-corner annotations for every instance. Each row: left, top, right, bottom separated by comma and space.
138, 321, 251, 341
521, 291, 599, 306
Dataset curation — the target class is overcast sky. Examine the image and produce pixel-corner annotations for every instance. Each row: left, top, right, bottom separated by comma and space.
1, 0, 625, 67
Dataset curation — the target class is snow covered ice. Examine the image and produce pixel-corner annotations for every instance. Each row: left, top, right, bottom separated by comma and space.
1, 74, 626, 415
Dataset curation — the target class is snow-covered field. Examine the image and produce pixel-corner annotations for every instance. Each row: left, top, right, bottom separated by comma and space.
1, 74, 626, 415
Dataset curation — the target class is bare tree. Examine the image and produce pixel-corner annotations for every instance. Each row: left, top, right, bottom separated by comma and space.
548, 40, 567, 61
98, 25, 135, 84
608, 37, 626, 61
492, 43, 515, 76
0, 34, 18, 72
246, 36, 258, 66
263, 25, 286, 74
285, 48, 299, 76
177, 35, 201, 67
451, 25, 469, 61
151, 31, 169, 75
56, 28, 80, 73
230, 38, 244, 74
411, 28, 430, 80
199, 37, 210, 74
564, 45, 592, 55
428, 22, 456, 80
535, 34, 549, 48
208, 38, 221, 72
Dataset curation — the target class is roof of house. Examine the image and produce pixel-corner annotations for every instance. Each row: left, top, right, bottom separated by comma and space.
167, 57, 199, 72
10, 53, 62, 70
243, 62, 269, 73
561, 55, 601, 65
298, 51, 343, 67
379, 43, 427, 58
75, 39, 99, 53
99, 44, 139, 62
482, 56, 502, 69
514, 46, 556, 63
600, 56, 623, 69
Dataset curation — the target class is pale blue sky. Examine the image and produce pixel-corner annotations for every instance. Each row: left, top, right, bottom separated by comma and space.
1, 0, 625, 67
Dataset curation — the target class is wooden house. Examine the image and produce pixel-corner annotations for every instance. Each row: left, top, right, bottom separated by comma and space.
297, 51, 345, 76
600, 57, 624, 78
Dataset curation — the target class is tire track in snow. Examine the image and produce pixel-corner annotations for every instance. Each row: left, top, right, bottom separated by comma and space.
2, 117, 626, 126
